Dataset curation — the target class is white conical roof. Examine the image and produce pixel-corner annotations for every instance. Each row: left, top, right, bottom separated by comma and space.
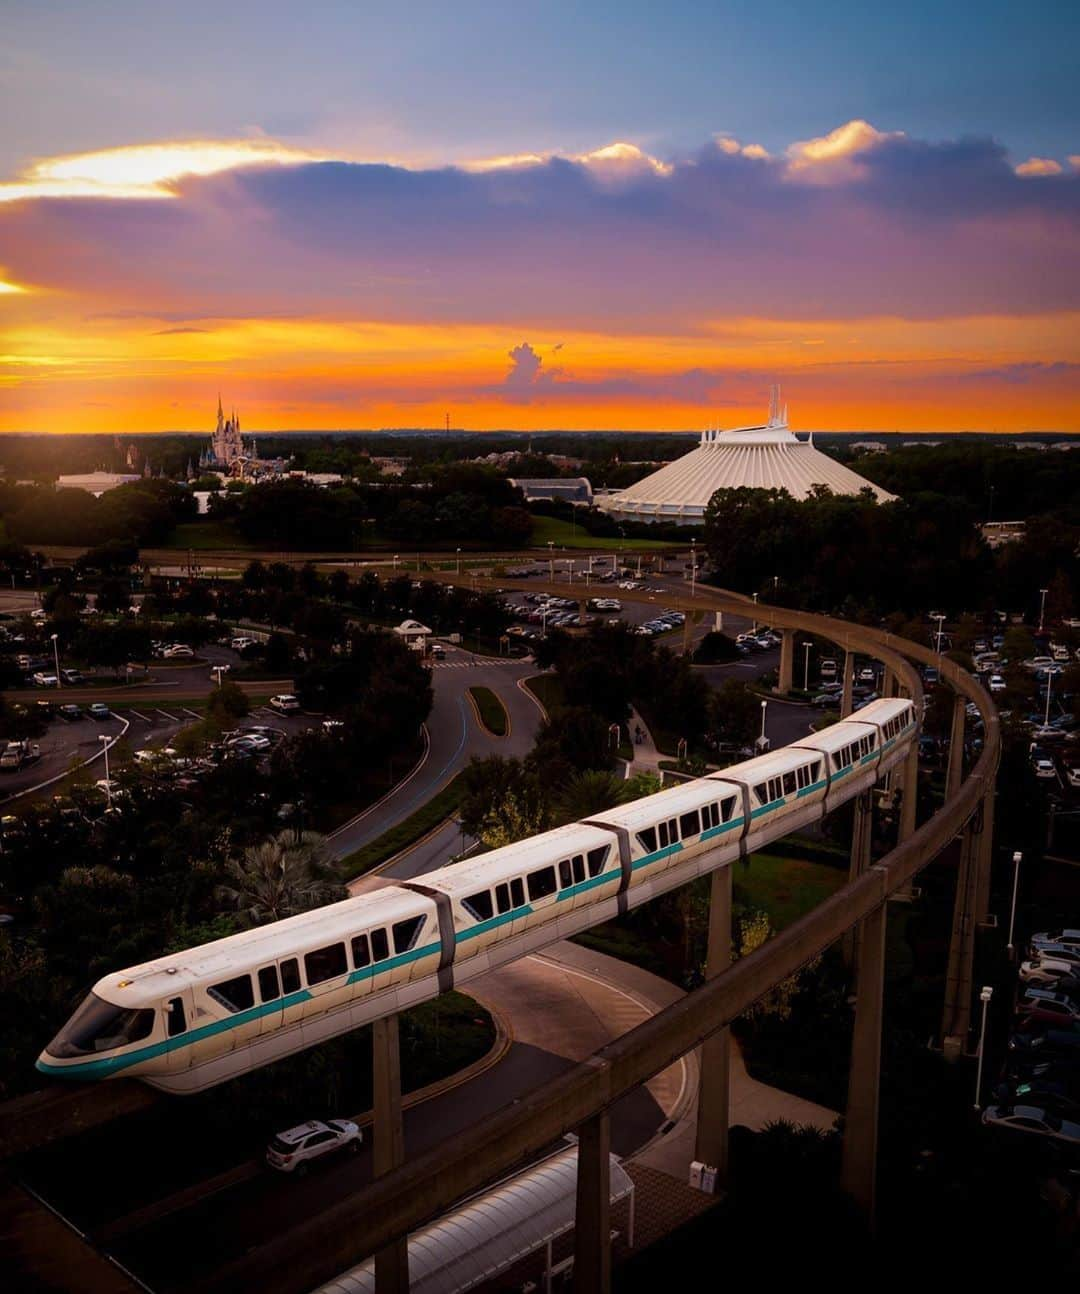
598, 394, 895, 523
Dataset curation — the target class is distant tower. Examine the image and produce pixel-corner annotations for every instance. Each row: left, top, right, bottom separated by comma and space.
445, 412, 450, 435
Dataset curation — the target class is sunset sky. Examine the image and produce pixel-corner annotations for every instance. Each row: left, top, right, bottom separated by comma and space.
1, 1, 1078, 435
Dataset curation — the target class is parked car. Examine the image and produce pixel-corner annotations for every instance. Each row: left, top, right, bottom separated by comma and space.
88, 702, 110, 720
430, 644, 445, 660
1017, 986, 1080, 1023
1031, 756, 1058, 780
31, 672, 59, 687
0, 740, 39, 770
58, 704, 83, 721
1020, 955, 1080, 988
858, 666, 876, 683
266, 1119, 361, 1174
1069, 766, 1080, 790
1030, 930, 1080, 957
988, 674, 1007, 693
162, 644, 194, 658
60, 668, 83, 685
269, 694, 300, 713
981, 1104, 1080, 1145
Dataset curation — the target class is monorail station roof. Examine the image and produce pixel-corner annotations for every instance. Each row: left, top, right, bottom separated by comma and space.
598, 390, 895, 524
316, 1144, 635, 1294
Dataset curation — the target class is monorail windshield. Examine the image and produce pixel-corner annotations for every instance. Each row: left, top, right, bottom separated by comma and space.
47, 992, 155, 1057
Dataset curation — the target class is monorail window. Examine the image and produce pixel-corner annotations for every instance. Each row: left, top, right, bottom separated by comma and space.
680, 810, 701, 838
208, 974, 255, 1013
305, 943, 347, 986
637, 827, 658, 854
587, 846, 609, 877
393, 916, 425, 953
559, 859, 573, 888
782, 771, 797, 796
527, 866, 557, 901
511, 877, 525, 908
812, 761, 822, 781
351, 934, 370, 968
371, 928, 390, 962
50, 993, 155, 1056
464, 890, 494, 921
166, 997, 186, 1037
572, 854, 586, 883
721, 796, 736, 822
495, 883, 511, 914
753, 783, 768, 806
258, 965, 280, 1003
281, 959, 301, 993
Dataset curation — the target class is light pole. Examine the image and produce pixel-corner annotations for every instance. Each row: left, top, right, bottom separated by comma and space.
1038, 587, 1048, 635
541, 605, 550, 639
50, 632, 61, 688
1006, 850, 1022, 960
1043, 669, 1054, 729
759, 699, 768, 746
565, 559, 573, 585
99, 734, 112, 808
393, 554, 399, 572
456, 548, 461, 576
212, 666, 225, 689
932, 613, 946, 664
803, 641, 812, 692
690, 539, 696, 599
752, 591, 759, 633
548, 540, 554, 582
974, 986, 993, 1109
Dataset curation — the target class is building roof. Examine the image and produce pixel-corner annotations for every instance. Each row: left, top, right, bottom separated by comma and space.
599, 393, 894, 523
316, 1144, 634, 1294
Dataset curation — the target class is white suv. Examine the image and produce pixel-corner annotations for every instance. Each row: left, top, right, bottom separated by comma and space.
269, 694, 300, 713
266, 1118, 361, 1174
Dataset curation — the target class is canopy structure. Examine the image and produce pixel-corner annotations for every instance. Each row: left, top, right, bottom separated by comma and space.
316, 1143, 635, 1294
599, 390, 895, 524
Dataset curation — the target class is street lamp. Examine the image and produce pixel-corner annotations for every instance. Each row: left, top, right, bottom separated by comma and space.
99, 734, 112, 808
393, 554, 399, 572
752, 591, 759, 633
932, 613, 946, 663
212, 666, 225, 689
541, 605, 550, 639
690, 538, 697, 600
803, 641, 812, 692
974, 985, 993, 1110
1043, 668, 1055, 730
1006, 851, 1022, 960
548, 540, 555, 582
50, 632, 61, 688
1038, 587, 1049, 635
759, 699, 768, 745
456, 548, 461, 575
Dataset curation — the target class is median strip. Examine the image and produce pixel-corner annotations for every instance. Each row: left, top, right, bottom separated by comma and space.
339, 772, 467, 881
466, 685, 509, 737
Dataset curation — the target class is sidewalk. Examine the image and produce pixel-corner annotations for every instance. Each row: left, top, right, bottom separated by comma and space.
627, 706, 664, 773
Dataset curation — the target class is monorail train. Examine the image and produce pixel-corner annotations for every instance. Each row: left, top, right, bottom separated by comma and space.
37, 697, 917, 1092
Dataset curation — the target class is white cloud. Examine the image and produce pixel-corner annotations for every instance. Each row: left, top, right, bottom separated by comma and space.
1015, 157, 1063, 177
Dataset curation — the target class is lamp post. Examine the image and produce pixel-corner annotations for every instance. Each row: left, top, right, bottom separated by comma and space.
541, 605, 550, 639
50, 632, 61, 688
752, 592, 758, 633
1038, 587, 1048, 635
803, 641, 812, 692
212, 666, 225, 689
565, 559, 573, 585
690, 538, 696, 599
1006, 851, 1022, 960
456, 548, 461, 576
932, 613, 946, 664
759, 699, 768, 746
1044, 669, 1054, 730
548, 540, 554, 582
974, 986, 993, 1109
99, 734, 112, 808
393, 554, 399, 572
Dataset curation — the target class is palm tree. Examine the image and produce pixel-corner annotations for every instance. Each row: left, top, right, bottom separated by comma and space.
551, 769, 640, 826
216, 830, 344, 927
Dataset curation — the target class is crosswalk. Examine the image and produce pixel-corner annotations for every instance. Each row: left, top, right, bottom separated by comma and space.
429, 657, 527, 670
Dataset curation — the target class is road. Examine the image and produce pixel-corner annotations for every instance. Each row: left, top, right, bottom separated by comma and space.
326, 646, 545, 862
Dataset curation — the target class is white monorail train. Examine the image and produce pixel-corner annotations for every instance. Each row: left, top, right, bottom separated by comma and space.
38, 698, 916, 1092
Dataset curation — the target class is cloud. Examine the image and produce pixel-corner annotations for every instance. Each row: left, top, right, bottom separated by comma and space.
153, 326, 209, 335
786, 119, 903, 180
1016, 157, 1064, 177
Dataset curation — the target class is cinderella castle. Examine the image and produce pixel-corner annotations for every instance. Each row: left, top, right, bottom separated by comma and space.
197, 396, 285, 479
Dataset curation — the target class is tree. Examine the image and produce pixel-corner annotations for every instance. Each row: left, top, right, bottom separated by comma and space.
215, 831, 344, 927
551, 770, 631, 826
207, 680, 250, 722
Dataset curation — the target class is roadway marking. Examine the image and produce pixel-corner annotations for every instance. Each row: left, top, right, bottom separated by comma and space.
129, 710, 152, 723
155, 709, 179, 722
181, 707, 201, 719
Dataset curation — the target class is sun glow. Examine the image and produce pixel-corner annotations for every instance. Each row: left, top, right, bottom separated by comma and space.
0, 140, 319, 203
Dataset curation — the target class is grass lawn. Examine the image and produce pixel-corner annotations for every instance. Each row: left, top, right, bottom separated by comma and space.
735, 850, 848, 931
162, 520, 252, 550
522, 673, 565, 715
339, 772, 466, 880
529, 514, 680, 552
468, 685, 508, 736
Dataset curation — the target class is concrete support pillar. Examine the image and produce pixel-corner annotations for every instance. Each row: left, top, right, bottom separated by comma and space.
974, 788, 995, 925
373, 1015, 409, 1293
941, 807, 983, 1058
898, 742, 918, 844
777, 628, 794, 695
841, 652, 855, 718
844, 792, 874, 965
882, 666, 895, 698
945, 694, 966, 798
574, 1111, 611, 1294
840, 900, 887, 1224
694, 865, 733, 1183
